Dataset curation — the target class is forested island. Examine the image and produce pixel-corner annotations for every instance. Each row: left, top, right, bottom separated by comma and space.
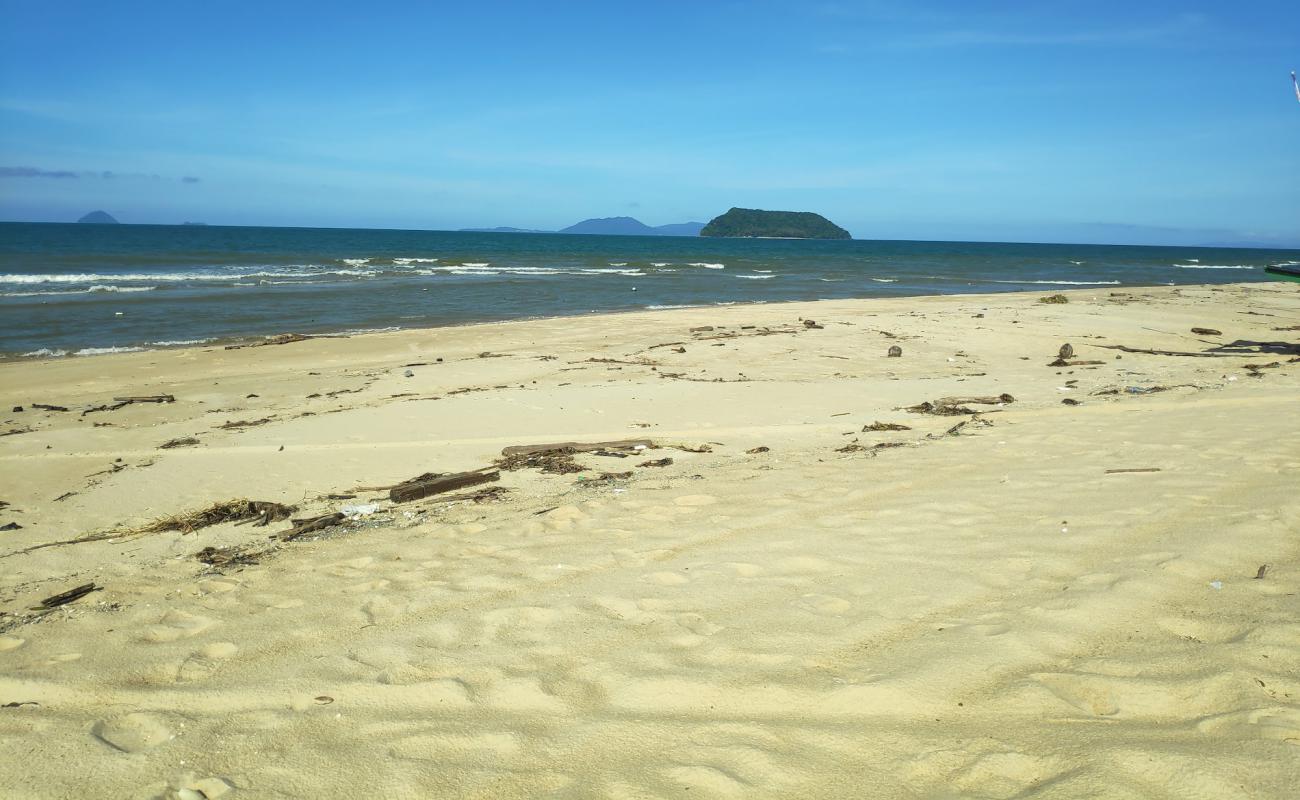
700, 208, 850, 239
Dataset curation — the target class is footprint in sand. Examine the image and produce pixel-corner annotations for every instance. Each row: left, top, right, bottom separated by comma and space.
1034, 673, 1120, 716
92, 712, 173, 753
140, 609, 217, 643
177, 642, 238, 682
678, 613, 723, 636
952, 751, 1065, 800
796, 594, 852, 615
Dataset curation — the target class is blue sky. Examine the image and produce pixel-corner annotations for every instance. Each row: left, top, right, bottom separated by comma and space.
1, 0, 1297, 245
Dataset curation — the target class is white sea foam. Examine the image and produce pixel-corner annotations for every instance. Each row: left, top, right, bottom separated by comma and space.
689, 262, 725, 269
736, 274, 775, 280
73, 346, 148, 356
460, 262, 490, 268
150, 338, 213, 347
392, 257, 439, 265
989, 279, 1121, 285
341, 258, 371, 267
1172, 264, 1255, 270
1272, 260, 1300, 267
870, 278, 898, 283
0, 269, 375, 284
22, 348, 68, 358
646, 304, 704, 310
89, 285, 156, 293
650, 262, 671, 267
1069, 260, 1085, 265
819, 278, 846, 282
609, 262, 628, 267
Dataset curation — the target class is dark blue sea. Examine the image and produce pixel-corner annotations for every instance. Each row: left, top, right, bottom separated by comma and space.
1, 222, 1295, 358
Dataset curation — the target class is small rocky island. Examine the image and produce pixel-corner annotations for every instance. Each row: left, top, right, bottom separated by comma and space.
700, 207, 850, 239
77, 210, 120, 224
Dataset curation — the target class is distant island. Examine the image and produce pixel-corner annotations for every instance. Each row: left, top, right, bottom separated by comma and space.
558, 217, 706, 236
458, 217, 706, 236
77, 210, 119, 224
700, 208, 850, 239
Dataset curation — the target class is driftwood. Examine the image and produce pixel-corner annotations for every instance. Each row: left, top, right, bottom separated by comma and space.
225, 333, 314, 350
1094, 344, 1248, 358
934, 394, 1014, 406
389, 468, 500, 504
195, 545, 264, 569
638, 457, 673, 467
1048, 358, 1106, 367
1104, 468, 1162, 474
426, 486, 511, 505
863, 421, 911, 432
32, 404, 68, 412
84, 395, 176, 414
281, 513, 346, 540
668, 443, 713, 453
500, 439, 653, 457
37, 583, 100, 609
219, 417, 273, 429
158, 437, 200, 449
903, 402, 976, 416
1190, 328, 1222, 336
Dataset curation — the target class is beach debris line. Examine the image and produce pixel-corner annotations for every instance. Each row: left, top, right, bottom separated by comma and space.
158, 437, 200, 449
863, 421, 911, 432
495, 439, 653, 475
195, 544, 264, 569
1039, 294, 1069, 304
903, 394, 1013, 416
219, 417, 274, 429
282, 513, 346, 540
136, 499, 298, 535
83, 395, 177, 414
388, 468, 500, 504
36, 583, 100, 610
224, 333, 314, 350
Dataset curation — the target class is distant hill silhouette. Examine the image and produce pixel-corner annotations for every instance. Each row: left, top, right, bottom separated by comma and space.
77, 210, 119, 224
559, 216, 657, 235
653, 221, 706, 236
701, 208, 850, 239
459, 217, 706, 236
558, 217, 706, 236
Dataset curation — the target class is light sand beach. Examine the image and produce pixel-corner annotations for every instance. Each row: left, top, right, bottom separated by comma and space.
1, 282, 1298, 798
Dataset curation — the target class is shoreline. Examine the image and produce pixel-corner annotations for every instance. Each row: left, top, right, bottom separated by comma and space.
2, 280, 1298, 797
0, 280, 1252, 364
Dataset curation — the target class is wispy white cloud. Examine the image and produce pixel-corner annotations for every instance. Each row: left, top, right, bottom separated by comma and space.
886, 12, 1208, 49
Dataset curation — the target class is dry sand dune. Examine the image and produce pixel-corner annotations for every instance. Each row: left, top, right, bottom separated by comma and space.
1, 283, 1298, 798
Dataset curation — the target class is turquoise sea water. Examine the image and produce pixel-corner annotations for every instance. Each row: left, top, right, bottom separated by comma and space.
1, 222, 1295, 358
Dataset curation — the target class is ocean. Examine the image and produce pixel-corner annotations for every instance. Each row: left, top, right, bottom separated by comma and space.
1, 222, 1295, 358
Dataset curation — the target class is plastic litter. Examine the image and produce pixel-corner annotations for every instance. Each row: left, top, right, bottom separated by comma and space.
341, 503, 379, 517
